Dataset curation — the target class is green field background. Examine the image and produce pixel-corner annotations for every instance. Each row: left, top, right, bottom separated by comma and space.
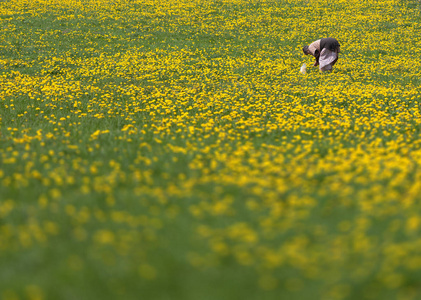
1, 0, 421, 299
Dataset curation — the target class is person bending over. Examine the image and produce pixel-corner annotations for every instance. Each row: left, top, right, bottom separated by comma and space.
303, 37, 341, 72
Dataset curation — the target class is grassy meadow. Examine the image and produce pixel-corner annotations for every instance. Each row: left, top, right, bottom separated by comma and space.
1, 0, 421, 299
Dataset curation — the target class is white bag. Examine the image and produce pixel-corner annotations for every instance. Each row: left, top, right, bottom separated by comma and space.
300, 63, 307, 74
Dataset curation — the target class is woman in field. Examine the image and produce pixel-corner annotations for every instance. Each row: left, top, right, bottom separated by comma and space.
302, 37, 341, 72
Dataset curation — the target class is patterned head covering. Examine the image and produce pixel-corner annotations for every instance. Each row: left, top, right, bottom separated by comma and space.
302, 46, 309, 55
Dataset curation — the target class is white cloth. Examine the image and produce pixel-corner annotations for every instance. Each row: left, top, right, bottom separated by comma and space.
319, 48, 338, 71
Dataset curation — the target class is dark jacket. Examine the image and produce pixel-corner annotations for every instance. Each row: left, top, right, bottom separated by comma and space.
320, 38, 340, 52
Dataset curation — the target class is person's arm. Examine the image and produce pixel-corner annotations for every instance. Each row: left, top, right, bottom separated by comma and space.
313, 49, 320, 66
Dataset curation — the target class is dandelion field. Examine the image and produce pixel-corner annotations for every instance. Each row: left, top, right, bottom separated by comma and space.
1, 0, 421, 299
